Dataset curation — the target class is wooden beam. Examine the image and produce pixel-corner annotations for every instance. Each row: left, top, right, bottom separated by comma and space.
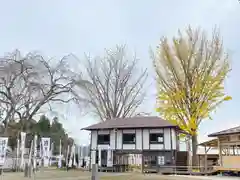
204, 146, 208, 173
206, 147, 211, 153
218, 137, 223, 166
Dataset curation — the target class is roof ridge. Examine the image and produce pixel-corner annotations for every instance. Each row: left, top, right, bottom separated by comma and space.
208, 125, 240, 137
216, 125, 240, 133
82, 116, 177, 131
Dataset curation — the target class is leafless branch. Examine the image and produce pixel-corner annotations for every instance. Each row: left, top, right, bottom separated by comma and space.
75, 45, 148, 121
0, 50, 81, 132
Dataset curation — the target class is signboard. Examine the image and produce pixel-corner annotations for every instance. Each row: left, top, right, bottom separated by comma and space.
157, 156, 165, 165
0, 137, 8, 165
107, 146, 113, 167
41, 137, 51, 167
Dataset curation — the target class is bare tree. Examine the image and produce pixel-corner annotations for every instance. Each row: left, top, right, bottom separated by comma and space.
0, 50, 80, 134
76, 45, 148, 121
0, 50, 34, 131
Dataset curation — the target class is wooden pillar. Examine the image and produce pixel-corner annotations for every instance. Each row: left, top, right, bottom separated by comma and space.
204, 146, 208, 173
217, 138, 222, 166
141, 152, 144, 173
91, 164, 99, 180
24, 163, 28, 177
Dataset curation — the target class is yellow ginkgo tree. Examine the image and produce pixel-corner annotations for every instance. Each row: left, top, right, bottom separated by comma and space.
152, 26, 231, 166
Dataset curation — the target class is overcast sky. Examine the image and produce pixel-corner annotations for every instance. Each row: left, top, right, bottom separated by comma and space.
1, 0, 240, 145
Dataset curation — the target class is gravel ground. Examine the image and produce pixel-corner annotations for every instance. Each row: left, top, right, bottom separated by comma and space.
169, 175, 240, 180
0, 170, 237, 180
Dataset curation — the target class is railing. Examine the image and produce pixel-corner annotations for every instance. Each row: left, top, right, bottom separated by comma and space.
154, 165, 215, 175
95, 163, 216, 175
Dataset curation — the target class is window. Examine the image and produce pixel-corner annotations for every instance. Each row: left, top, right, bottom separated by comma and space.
149, 133, 164, 144
122, 133, 136, 144
97, 134, 110, 145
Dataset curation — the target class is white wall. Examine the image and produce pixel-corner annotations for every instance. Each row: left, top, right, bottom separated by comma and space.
149, 144, 164, 150
136, 129, 142, 149
110, 130, 116, 149
143, 129, 149, 149
171, 128, 177, 149
116, 130, 122, 149
164, 128, 171, 150
90, 128, 177, 151
91, 131, 97, 150
90, 128, 178, 166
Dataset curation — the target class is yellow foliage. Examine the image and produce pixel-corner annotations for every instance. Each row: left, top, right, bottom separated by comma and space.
224, 96, 232, 101
153, 26, 231, 136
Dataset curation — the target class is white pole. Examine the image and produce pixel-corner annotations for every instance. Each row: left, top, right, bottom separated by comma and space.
78, 146, 81, 168
73, 145, 77, 167
66, 145, 69, 166
98, 147, 101, 167
20, 132, 26, 170
68, 146, 73, 167
33, 135, 37, 169
49, 142, 54, 166
16, 138, 20, 171
58, 139, 62, 168
39, 140, 42, 167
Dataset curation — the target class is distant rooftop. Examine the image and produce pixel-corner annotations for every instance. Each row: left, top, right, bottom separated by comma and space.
198, 138, 218, 147
208, 125, 240, 137
82, 116, 179, 130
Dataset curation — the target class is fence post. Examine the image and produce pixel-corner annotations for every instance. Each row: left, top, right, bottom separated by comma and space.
28, 164, 32, 178
0, 168, 3, 180
91, 164, 99, 180
24, 163, 28, 177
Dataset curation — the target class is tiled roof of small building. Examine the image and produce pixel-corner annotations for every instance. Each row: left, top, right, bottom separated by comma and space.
82, 116, 178, 130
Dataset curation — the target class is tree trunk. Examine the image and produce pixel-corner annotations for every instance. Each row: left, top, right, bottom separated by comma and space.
3, 123, 8, 136
191, 134, 198, 167
186, 136, 192, 170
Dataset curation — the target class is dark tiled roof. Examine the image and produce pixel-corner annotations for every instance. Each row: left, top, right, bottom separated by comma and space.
82, 116, 178, 130
208, 126, 240, 137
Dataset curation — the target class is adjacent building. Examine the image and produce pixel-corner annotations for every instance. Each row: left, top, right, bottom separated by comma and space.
198, 125, 240, 172
208, 125, 240, 170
